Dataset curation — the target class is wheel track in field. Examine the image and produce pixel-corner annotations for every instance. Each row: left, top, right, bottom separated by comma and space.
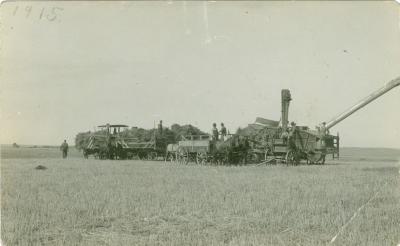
328, 157, 400, 245
329, 156, 400, 245
327, 188, 381, 245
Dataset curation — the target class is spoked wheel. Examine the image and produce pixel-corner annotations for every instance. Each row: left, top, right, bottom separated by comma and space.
317, 154, 326, 165
99, 151, 108, 160
138, 152, 147, 160
196, 152, 208, 165
285, 150, 300, 166
307, 152, 326, 165
165, 152, 176, 162
247, 152, 262, 164
177, 150, 189, 165
147, 152, 157, 161
181, 153, 189, 165
222, 152, 230, 165
306, 152, 317, 165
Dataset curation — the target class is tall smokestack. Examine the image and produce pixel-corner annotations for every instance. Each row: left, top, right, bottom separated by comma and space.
281, 89, 292, 131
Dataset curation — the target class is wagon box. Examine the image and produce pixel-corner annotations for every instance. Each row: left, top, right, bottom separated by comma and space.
178, 139, 211, 153
178, 135, 211, 151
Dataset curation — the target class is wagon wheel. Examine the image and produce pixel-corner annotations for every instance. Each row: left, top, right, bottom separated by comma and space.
165, 152, 175, 162
182, 152, 189, 165
307, 152, 326, 165
246, 152, 259, 164
221, 152, 229, 165
177, 149, 189, 165
250, 150, 268, 165
285, 150, 299, 166
99, 150, 107, 160
147, 152, 157, 161
126, 152, 134, 160
196, 152, 207, 165
176, 151, 182, 164
208, 154, 217, 165
306, 152, 317, 165
317, 154, 326, 165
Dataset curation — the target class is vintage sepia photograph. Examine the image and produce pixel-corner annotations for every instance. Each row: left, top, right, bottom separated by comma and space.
1, 1, 399, 245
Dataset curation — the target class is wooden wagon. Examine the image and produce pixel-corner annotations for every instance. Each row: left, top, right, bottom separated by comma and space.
82, 124, 167, 160
175, 135, 213, 164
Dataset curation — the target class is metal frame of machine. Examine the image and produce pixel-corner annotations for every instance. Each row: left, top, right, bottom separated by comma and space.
79, 77, 400, 164
83, 124, 164, 160
244, 77, 400, 165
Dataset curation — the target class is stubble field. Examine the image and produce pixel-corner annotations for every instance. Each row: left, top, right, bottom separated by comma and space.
1, 146, 399, 245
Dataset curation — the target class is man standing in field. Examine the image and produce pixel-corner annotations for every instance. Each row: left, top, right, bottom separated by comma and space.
158, 120, 163, 135
60, 140, 69, 158
320, 122, 329, 136
220, 123, 227, 141
287, 122, 298, 151
211, 123, 219, 141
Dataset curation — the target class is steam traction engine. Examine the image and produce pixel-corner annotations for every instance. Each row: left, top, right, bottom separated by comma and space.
83, 124, 165, 160
83, 124, 132, 159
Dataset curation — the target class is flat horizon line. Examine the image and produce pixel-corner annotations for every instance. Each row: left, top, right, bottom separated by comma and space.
1, 144, 399, 151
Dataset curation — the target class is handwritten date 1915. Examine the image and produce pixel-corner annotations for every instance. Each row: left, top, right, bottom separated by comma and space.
13, 6, 63, 22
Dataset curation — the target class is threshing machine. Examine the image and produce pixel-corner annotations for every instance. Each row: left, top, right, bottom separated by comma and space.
246, 76, 400, 165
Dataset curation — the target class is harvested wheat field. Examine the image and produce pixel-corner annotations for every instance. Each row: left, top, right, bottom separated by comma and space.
1, 146, 399, 246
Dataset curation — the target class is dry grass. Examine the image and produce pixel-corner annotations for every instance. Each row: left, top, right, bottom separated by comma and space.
1, 147, 399, 245
1, 146, 81, 159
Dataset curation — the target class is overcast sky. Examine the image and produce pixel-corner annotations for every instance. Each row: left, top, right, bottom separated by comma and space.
1, 1, 399, 148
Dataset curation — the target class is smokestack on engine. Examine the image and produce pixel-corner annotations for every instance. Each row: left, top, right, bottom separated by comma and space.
281, 89, 292, 131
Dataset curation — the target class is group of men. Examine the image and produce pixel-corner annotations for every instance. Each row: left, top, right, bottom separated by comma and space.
211, 123, 227, 141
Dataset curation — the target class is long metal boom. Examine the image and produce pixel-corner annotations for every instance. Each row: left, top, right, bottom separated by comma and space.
325, 76, 400, 130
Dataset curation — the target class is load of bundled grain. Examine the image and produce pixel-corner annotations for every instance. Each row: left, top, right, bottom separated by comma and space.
170, 124, 206, 139
236, 117, 282, 151
74, 123, 207, 150
75, 131, 92, 150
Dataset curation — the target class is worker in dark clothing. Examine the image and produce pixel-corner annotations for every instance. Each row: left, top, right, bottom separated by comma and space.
320, 122, 328, 136
158, 120, 163, 135
60, 140, 69, 158
220, 123, 227, 141
211, 123, 219, 141
289, 122, 296, 137
288, 122, 297, 150
281, 129, 289, 144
